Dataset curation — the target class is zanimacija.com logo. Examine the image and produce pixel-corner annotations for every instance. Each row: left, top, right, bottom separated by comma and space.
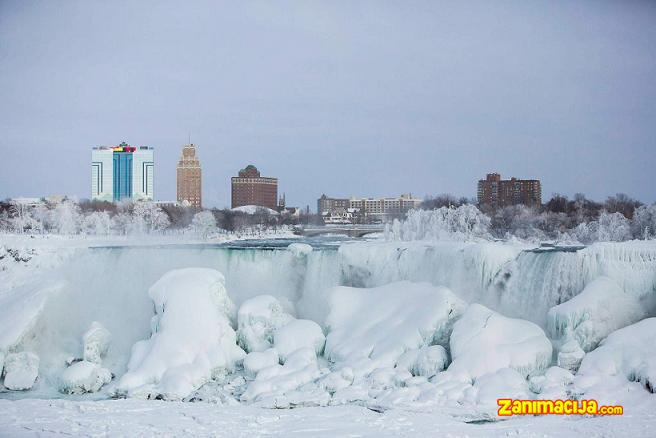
497, 399, 624, 416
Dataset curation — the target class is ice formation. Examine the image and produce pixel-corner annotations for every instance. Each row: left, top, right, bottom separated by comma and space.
60, 361, 112, 394
547, 276, 645, 352
3, 352, 39, 390
240, 347, 323, 404
324, 281, 466, 373
448, 304, 552, 380
273, 319, 325, 363
116, 268, 245, 400
237, 295, 294, 353
287, 243, 313, 257
83, 321, 112, 364
243, 349, 279, 379
573, 318, 656, 398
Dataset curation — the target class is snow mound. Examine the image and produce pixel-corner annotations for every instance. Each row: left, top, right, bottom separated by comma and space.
3, 352, 39, 390
573, 318, 656, 397
529, 366, 574, 399
395, 345, 448, 378
243, 349, 279, 380
83, 321, 111, 364
240, 347, 323, 404
59, 361, 111, 394
557, 339, 585, 372
237, 295, 294, 353
547, 276, 645, 352
324, 281, 466, 372
274, 319, 325, 363
448, 304, 553, 380
116, 268, 245, 400
231, 205, 279, 215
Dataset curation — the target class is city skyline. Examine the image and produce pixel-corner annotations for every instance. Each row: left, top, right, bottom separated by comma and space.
1, 1, 655, 208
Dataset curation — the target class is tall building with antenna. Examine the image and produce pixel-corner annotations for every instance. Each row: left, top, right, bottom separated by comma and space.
176, 143, 202, 208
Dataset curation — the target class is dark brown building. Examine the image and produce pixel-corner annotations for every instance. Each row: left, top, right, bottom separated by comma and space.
231, 165, 278, 210
176, 143, 202, 208
477, 173, 542, 208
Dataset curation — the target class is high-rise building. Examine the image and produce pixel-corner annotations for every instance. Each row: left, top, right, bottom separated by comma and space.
477, 173, 542, 208
231, 165, 278, 210
176, 143, 202, 208
91, 142, 154, 202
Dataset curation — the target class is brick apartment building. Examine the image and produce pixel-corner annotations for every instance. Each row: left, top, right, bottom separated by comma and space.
477, 173, 542, 208
176, 143, 202, 208
231, 165, 278, 210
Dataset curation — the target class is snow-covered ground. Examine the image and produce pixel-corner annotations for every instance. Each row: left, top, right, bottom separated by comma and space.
1, 398, 654, 437
1, 233, 655, 436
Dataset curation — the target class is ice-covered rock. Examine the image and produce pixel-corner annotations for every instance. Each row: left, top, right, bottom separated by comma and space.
0, 349, 5, 377
449, 304, 552, 380
274, 319, 325, 363
394, 346, 448, 378
243, 349, 279, 379
414, 346, 448, 378
324, 281, 466, 372
59, 360, 111, 394
83, 321, 111, 365
237, 295, 294, 353
287, 243, 312, 257
240, 347, 322, 403
3, 352, 39, 390
529, 366, 574, 399
116, 268, 245, 400
573, 318, 656, 397
557, 339, 585, 372
547, 277, 645, 352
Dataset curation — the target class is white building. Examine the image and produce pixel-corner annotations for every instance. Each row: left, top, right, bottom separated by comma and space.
92, 142, 154, 202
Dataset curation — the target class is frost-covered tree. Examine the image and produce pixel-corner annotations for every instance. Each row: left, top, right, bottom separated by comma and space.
386, 205, 491, 241
131, 202, 170, 234
82, 211, 113, 235
190, 210, 217, 238
573, 211, 631, 243
631, 204, 656, 239
49, 200, 81, 235
8, 203, 42, 234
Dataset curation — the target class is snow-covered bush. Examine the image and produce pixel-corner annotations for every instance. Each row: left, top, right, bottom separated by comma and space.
116, 268, 244, 400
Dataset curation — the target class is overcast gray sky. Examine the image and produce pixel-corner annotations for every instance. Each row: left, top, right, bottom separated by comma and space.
1, 0, 655, 208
